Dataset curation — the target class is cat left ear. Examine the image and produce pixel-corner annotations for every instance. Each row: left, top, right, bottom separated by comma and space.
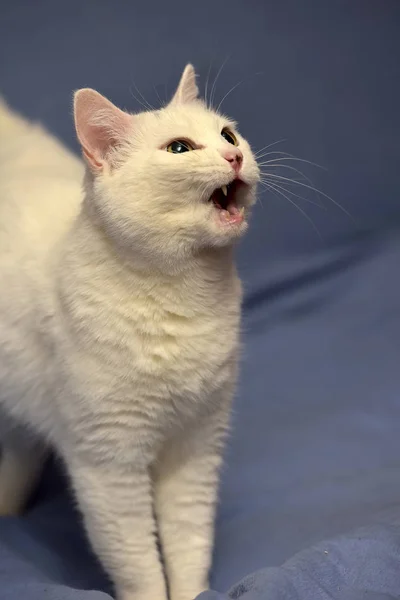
170, 64, 199, 105
74, 88, 133, 172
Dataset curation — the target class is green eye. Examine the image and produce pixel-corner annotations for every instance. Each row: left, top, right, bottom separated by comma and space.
221, 128, 238, 146
166, 140, 194, 153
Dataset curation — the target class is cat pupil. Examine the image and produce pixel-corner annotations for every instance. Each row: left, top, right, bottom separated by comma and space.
221, 129, 236, 145
174, 142, 186, 153
169, 141, 189, 153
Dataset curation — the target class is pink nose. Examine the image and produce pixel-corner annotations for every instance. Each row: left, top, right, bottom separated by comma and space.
223, 149, 243, 173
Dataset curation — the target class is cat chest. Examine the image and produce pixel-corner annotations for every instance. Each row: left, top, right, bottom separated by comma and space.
96, 301, 240, 403
134, 310, 239, 389
63, 304, 240, 458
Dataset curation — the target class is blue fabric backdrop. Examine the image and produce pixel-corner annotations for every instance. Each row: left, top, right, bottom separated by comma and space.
1, 1, 400, 598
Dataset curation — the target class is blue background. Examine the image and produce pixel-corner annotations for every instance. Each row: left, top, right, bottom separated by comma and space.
1, 1, 400, 598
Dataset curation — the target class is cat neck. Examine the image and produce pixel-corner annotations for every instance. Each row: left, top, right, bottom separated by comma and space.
62, 199, 238, 297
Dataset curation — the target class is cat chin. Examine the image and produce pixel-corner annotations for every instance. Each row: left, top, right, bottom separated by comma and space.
204, 214, 249, 246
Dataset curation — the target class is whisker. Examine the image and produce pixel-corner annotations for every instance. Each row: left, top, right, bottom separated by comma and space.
261, 173, 353, 220
257, 153, 326, 170
129, 81, 155, 112
256, 193, 265, 209
128, 87, 150, 112
153, 85, 164, 109
216, 80, 243, 113
260, 163, 318, 191
164, 81, 169, 104
259, 159, 323, 205
260, 181, 322, 238
216, 71, 263, 113
260, 177, 326, 210
260, 164, 321, 197
204, 59, 214, 108
254, 139, 287, 157
209, 56, 231, 109
134, 80, 155, 111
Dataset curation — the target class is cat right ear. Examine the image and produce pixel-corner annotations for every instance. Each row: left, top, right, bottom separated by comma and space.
74, 89, 133, 172
170, 64, 199, 105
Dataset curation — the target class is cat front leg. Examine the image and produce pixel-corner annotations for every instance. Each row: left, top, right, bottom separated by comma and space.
65, 453, 168, 600
154, 403, 231, 600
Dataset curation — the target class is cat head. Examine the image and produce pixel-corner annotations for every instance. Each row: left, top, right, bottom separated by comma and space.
74, 64, 259, 271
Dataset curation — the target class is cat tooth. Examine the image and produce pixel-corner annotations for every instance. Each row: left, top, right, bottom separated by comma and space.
221, 185, 228, 197
239, 207, 245, 216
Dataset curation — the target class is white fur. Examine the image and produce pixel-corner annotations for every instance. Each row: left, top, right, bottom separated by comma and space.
0, 65, 259, 600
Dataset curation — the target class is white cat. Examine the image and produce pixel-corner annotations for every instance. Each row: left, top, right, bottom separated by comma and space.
0, 65, 259, 600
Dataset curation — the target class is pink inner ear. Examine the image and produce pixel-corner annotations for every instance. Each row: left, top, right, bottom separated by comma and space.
74, 88, 132, 170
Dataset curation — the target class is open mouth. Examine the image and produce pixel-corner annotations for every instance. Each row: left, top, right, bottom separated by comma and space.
209, 180, 245, 225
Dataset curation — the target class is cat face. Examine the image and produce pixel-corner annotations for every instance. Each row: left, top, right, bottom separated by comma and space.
74, 65, 259, 269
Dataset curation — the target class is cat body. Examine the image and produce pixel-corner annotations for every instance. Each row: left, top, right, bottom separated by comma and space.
0, 66, 259, 600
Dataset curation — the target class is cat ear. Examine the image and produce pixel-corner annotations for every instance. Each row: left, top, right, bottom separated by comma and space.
170, 64, 199, 105
74, 88, 133, 171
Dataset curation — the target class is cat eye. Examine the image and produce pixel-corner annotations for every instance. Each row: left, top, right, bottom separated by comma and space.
166, 140, 194, 154
221, 128, 238, 146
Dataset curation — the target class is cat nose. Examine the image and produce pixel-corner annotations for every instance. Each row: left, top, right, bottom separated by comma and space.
223, 149, 243, 173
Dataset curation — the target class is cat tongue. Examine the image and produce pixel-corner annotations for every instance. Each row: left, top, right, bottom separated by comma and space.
219, 205, 244, 224
209, 185, 244, 224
